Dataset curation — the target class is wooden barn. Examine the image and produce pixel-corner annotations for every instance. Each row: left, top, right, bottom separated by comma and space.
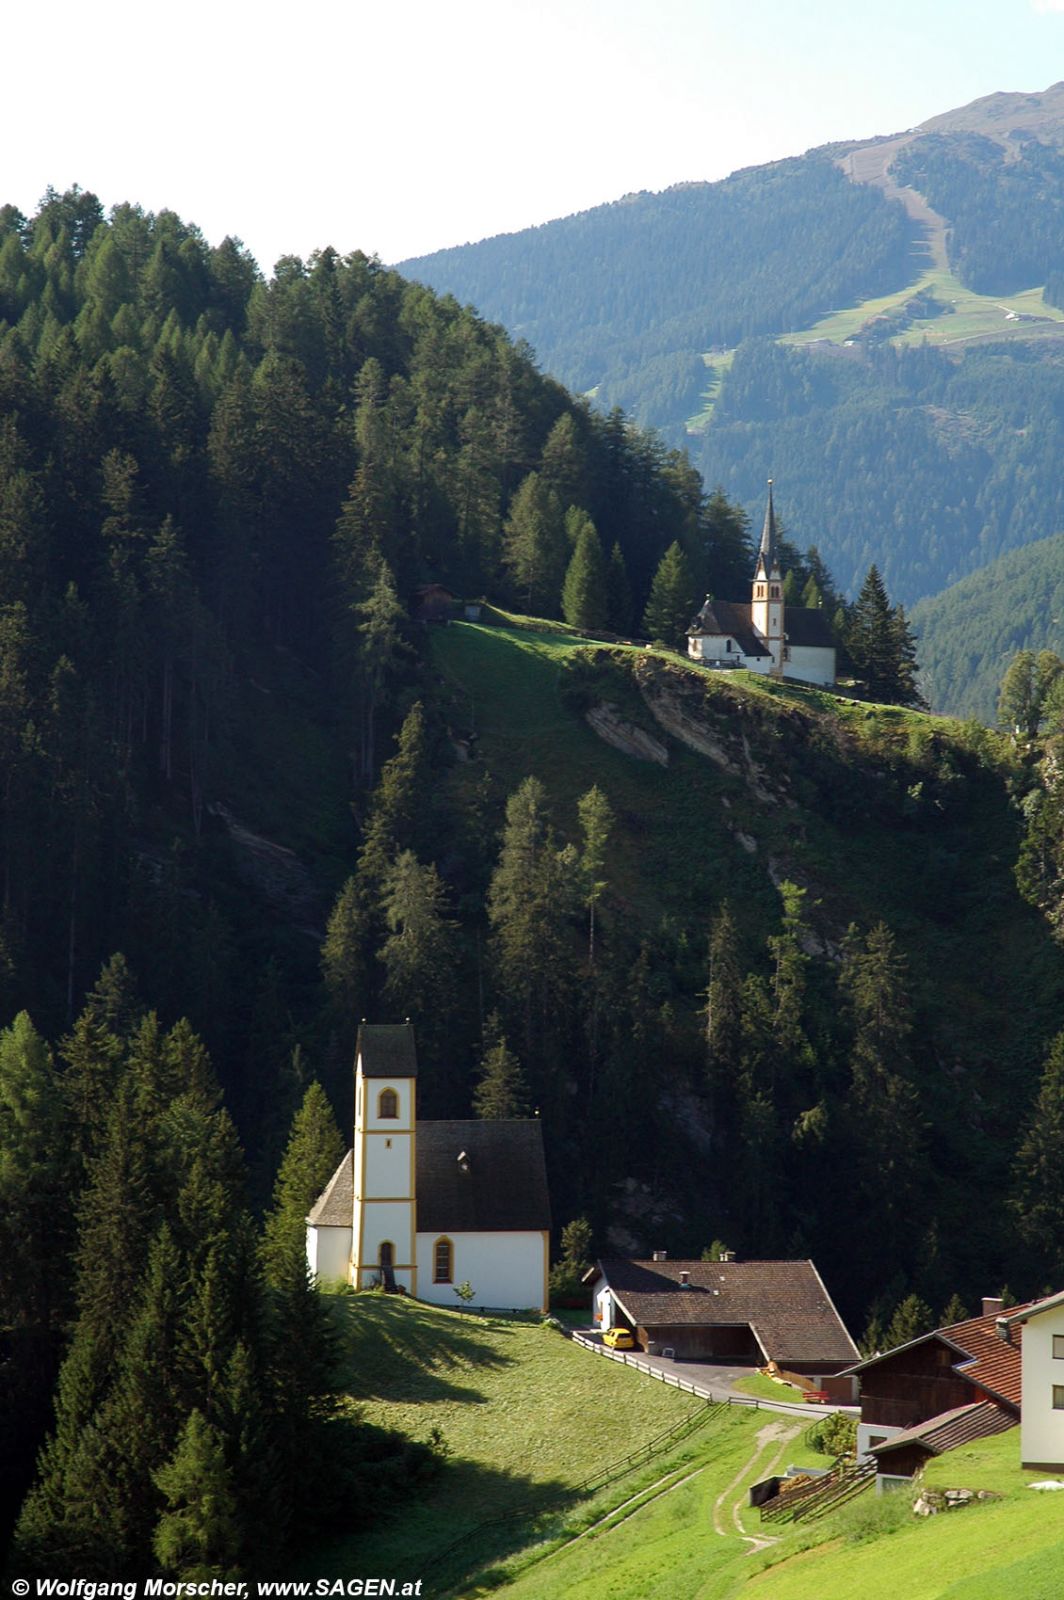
585, 1255, 858, 1380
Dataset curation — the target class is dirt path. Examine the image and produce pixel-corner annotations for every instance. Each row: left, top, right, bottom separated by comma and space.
837, 135, 949, 273
711, 1421, 802, 1553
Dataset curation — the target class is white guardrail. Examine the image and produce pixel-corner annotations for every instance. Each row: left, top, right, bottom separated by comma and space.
567, 1329, 849, 1418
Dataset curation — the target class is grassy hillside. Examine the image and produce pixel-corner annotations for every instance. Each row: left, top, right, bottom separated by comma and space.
307, 1294, 709, 1592
912, 532, 1064, 720
492, 1423, 1064, 1600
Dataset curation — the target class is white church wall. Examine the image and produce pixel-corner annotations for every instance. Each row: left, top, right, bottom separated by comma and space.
360, 1200, 416, 1282
308, 1224, 351, 1284
415, 1230, 547, 1311
786, 645, 836, 687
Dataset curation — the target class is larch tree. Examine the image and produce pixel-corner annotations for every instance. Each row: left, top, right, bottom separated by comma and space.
472, 1015, 529, 1119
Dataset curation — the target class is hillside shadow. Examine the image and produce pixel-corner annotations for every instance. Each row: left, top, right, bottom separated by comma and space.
328, 1295, 521, 1404
303, 1449, 589, 1594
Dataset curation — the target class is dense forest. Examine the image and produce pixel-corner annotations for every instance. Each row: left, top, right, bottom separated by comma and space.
6, 183, 1064, 1580
912, 532, 1064, 720
695, 336, 1064, 605
400, 155, 919, 428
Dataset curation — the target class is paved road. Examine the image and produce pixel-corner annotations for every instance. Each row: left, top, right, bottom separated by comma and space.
571, 1329, 858, 1417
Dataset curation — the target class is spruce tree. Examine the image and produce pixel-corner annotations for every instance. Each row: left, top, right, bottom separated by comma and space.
261, 1083, 345, 1289
560, 518, 607, 630
884, 1293, 935, 1349
606, 541, 632, 633
473, 1016, 528, 1118
641, 541, 695, 644
501, 471, 566, 616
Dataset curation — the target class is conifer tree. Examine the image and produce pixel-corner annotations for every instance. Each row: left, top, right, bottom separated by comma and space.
153, 1410, 241, 1581
560, 517, 607, 630
261, 1083, 345, 1289
487, 777, 577, 1063
703, 902, 743, 1086
606, 541, 632, 633
847, 566, 925, 707
321, 875, 368, 1033
501, 471, 566, 616
1012, 1029, 1064, 1282
884, 1293, 935, 1349
473, 1015, 528, 1118
379, 851, 458, 1012
641, 541, 695, 644
940, 1292, 969, 1327
577, 785, 612, 967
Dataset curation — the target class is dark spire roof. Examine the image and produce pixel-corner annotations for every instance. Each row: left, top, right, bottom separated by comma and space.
356, 1022, 418, 1078
754, 480, 780, 579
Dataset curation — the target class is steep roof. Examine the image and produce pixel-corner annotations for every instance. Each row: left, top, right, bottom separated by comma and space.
945, 1309, 1027, 1408
416, 1119, 551, 1233
755, 481, 780, 578
594, 1258, 859, 1366
306, 1150, 353, 1226
784, 608, 836, 650
357, 1022, 418, 1078
842, 1305, 1030, 1409
687, 598, 772, 658
870, 1399, 1015, 1460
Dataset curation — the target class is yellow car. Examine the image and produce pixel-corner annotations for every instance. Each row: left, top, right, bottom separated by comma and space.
603, 1326, 636, 1350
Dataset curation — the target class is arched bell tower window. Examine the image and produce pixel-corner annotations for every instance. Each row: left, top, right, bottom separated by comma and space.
434, 1237, 453, 1283
378, 1087, 398, 1119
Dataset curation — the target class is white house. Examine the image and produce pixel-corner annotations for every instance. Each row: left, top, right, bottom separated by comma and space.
998, 1289, 1064, 1470
306, 1023, 551, 1311
687, 483, 836, 688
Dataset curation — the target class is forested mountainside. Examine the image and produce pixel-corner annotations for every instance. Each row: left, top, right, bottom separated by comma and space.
400, 85, 1064, 615
6, 184, 1064, 1579
913, 532, 1064, 721
400, 154, 918, 432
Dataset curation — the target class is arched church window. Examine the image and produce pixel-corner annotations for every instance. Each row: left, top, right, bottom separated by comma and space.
434, 1237, 453, 1283
379, 1241, 394, 1269
378, 1087, 398, 1119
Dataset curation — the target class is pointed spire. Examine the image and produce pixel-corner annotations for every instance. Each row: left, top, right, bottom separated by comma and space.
756, 479, 779, 577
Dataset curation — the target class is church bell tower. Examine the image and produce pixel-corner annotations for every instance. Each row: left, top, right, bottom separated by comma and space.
351, 1023, 417, 1295
751, 480, 784, 676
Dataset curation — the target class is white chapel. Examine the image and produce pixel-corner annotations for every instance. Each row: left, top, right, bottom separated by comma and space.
687, 483, 836, 687
306, 1023, 551, 1311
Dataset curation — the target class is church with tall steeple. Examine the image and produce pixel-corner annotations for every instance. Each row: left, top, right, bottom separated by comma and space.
687, 483, 836, 687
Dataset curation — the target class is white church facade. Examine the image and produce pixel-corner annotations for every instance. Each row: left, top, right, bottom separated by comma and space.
306, 1024, 551, 1312
687, 483, 836, 688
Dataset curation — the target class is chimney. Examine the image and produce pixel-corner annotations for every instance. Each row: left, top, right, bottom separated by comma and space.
679, 1270, 690, 1286
652, 1250, 667, 1262
982, 1296, 1004, 1319
996, 1316, 1012, 1344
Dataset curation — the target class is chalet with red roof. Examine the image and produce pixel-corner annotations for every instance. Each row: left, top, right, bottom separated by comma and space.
842, 1295, 1027, 1488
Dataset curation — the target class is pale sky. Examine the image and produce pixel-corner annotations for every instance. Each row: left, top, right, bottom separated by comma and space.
4, 0, 1064, 273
